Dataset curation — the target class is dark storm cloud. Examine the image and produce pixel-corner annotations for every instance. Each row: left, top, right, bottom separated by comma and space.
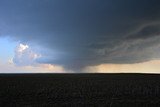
1, 0, 160, 71
126, 24, 160, 40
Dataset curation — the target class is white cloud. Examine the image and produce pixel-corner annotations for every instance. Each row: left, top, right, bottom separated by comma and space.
17, 44, 29, 52
13, 43, 41, 66
2, 43, 66, 73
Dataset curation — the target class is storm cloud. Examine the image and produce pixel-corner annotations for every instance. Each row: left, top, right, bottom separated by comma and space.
1, 0, 160, 71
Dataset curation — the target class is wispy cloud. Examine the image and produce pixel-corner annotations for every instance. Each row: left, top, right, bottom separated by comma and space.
0, 61, 65, 73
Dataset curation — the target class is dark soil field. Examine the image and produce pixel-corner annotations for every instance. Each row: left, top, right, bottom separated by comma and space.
0, 73, 160, 106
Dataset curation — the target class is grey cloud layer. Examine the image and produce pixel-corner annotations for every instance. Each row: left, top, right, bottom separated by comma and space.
0, 0, 160, 71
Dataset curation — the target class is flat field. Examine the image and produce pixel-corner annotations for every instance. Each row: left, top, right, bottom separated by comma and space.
0, 73, 160, 106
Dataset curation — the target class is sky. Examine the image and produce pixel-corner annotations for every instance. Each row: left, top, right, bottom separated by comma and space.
0, 0, 160, 73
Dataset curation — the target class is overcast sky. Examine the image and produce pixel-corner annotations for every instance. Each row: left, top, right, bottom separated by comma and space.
1, 0, 160, 73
